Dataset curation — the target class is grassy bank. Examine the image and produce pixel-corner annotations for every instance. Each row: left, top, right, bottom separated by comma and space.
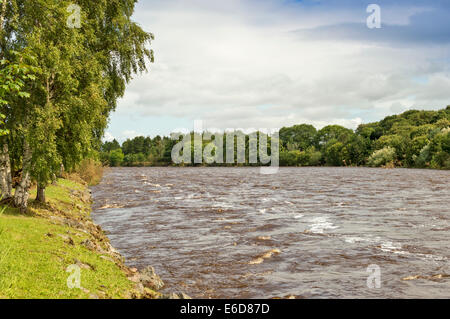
0, 177, 161, 299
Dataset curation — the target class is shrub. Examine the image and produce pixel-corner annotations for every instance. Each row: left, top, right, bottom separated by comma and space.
109, 149, 124, 167
76, 159, 104, 186
280, 150, 301, 166
308, 151, 322, 166
324, 141, 349, 166
367, 147, 396, 167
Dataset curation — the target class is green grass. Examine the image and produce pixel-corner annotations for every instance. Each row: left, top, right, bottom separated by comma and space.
0, 179, 135, 299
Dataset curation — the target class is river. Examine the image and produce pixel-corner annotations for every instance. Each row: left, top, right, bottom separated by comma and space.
91, 167, 450, 298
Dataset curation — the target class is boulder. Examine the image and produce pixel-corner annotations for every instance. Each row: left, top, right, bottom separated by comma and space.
128, 273, 141, 283
139, 266, 164, 290
81, 239, 96, 251
178, 292, 192, 299
74, 259, 93, 270
134, 283, 145, 295
160, 292, 192, 299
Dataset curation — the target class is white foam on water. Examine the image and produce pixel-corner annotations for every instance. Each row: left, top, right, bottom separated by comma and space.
294, 214, 304, 219
212, 202, 235, 209
380, 241, 403, 253
307, 216, 338, 234
419, 253, 447, 262
377, 240, 447, 261
344, 236, 366, 244
342, 235, 447, 262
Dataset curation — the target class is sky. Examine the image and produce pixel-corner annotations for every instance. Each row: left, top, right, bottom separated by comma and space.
105, 0, 450, 142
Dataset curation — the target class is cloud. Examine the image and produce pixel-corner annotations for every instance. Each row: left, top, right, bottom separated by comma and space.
103, 132, 116, 142
122, 130, 144, 140
295, 9, 450, 46
109, 0, 450, 138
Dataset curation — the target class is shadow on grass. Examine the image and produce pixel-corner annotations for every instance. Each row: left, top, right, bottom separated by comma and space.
0, 199, 39, 217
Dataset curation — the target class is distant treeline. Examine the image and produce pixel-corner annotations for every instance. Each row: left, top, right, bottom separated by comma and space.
101, 106, 450, 169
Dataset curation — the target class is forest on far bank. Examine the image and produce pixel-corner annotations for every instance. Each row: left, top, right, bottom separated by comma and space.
101, 106, 450, 170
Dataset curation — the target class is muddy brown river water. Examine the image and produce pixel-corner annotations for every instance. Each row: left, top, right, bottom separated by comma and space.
91, 167, 450, 298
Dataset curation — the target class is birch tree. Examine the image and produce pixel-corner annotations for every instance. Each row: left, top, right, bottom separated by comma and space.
1, 0, 153, 210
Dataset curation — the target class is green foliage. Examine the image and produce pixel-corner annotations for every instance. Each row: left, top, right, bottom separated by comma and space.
108, 149, 124, 167
360, 106, 450, 169
346, 135, 369, 166
101, 140, 121, 153
280, 150, 302, 166
280, 124, 317, 151
323, 140, 349, 166
307, 147, 322, 166
0, 52, 37, 135
316, 125, 354, 146
429, 129, 450, 169
279, 146, 322, 167
367, 147, 397, 167
374, 134, 406, 162
0, 0, 154, 208
407, 135, 430, 166
101, 106, 450, 170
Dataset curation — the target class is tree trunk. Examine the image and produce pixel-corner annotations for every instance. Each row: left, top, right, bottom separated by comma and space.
36, 184, 46, 203
58, 163, 64, 178
1, 0, 11, 200
13, 140, 32, 213
0, 0, 7, 34
0, 141, 12, 200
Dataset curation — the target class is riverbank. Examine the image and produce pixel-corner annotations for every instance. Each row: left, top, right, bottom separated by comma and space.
0, 176, 174, 299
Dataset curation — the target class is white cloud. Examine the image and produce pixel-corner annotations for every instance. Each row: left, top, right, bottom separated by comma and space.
103, 132, 115, 142
112, 0, 450, 136
122, 130, 143, 140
